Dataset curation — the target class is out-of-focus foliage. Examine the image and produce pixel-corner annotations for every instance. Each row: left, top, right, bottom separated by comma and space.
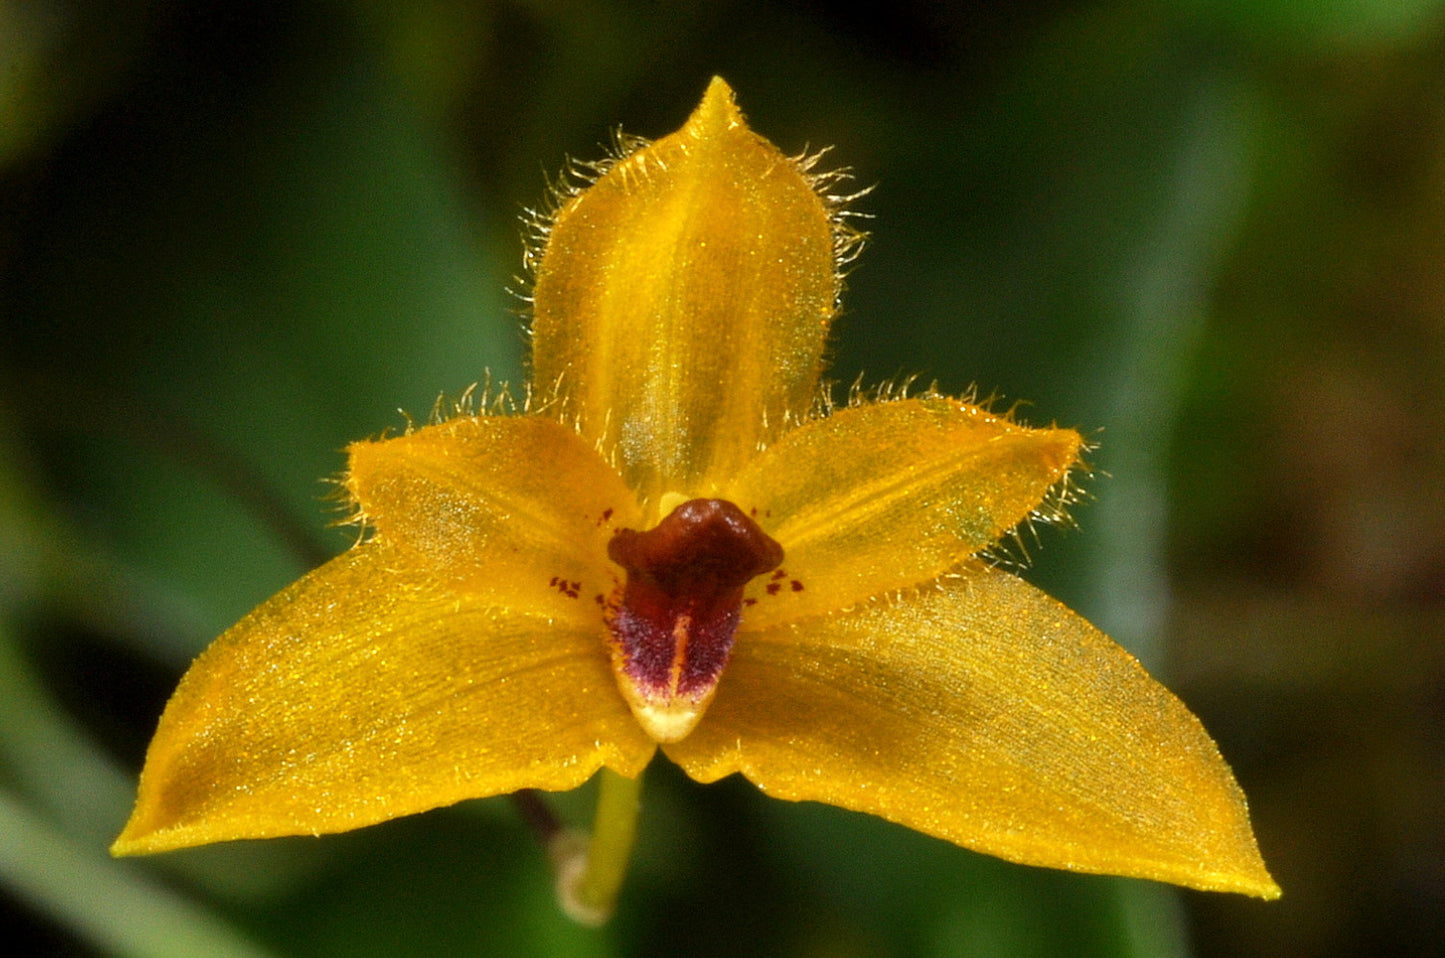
2, 0, 1441, 956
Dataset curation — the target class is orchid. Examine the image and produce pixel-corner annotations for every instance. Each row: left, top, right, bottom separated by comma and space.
112, 77, 1278, 921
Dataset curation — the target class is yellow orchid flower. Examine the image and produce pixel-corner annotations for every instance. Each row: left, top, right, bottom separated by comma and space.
112, 77, 1279, 921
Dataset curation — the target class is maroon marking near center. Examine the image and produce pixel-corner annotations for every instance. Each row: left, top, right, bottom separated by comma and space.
606, 499, 783, 699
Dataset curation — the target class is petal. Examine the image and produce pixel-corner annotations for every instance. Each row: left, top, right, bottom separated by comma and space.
531, 77, 839, 510
113, 541, 656, 855
667, 566, 1279, 898
347, 415, 641, 619
728, 397, 1082, 626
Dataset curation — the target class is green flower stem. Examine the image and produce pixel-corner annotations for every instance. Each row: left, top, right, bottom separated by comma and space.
552, 767, 645, 926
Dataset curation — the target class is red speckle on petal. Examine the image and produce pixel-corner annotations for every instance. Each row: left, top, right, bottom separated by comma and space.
548, 576, 582, 599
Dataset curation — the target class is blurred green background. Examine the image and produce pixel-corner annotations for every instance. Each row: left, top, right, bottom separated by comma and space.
2, 0, 1442, 955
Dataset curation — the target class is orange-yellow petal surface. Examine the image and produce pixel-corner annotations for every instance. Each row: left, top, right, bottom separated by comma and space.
667, 565, 1279, 898
112, 541, 655, 855
531, 77, 839, 510
727, 397, 1082, 626
347, 415, 639, 618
